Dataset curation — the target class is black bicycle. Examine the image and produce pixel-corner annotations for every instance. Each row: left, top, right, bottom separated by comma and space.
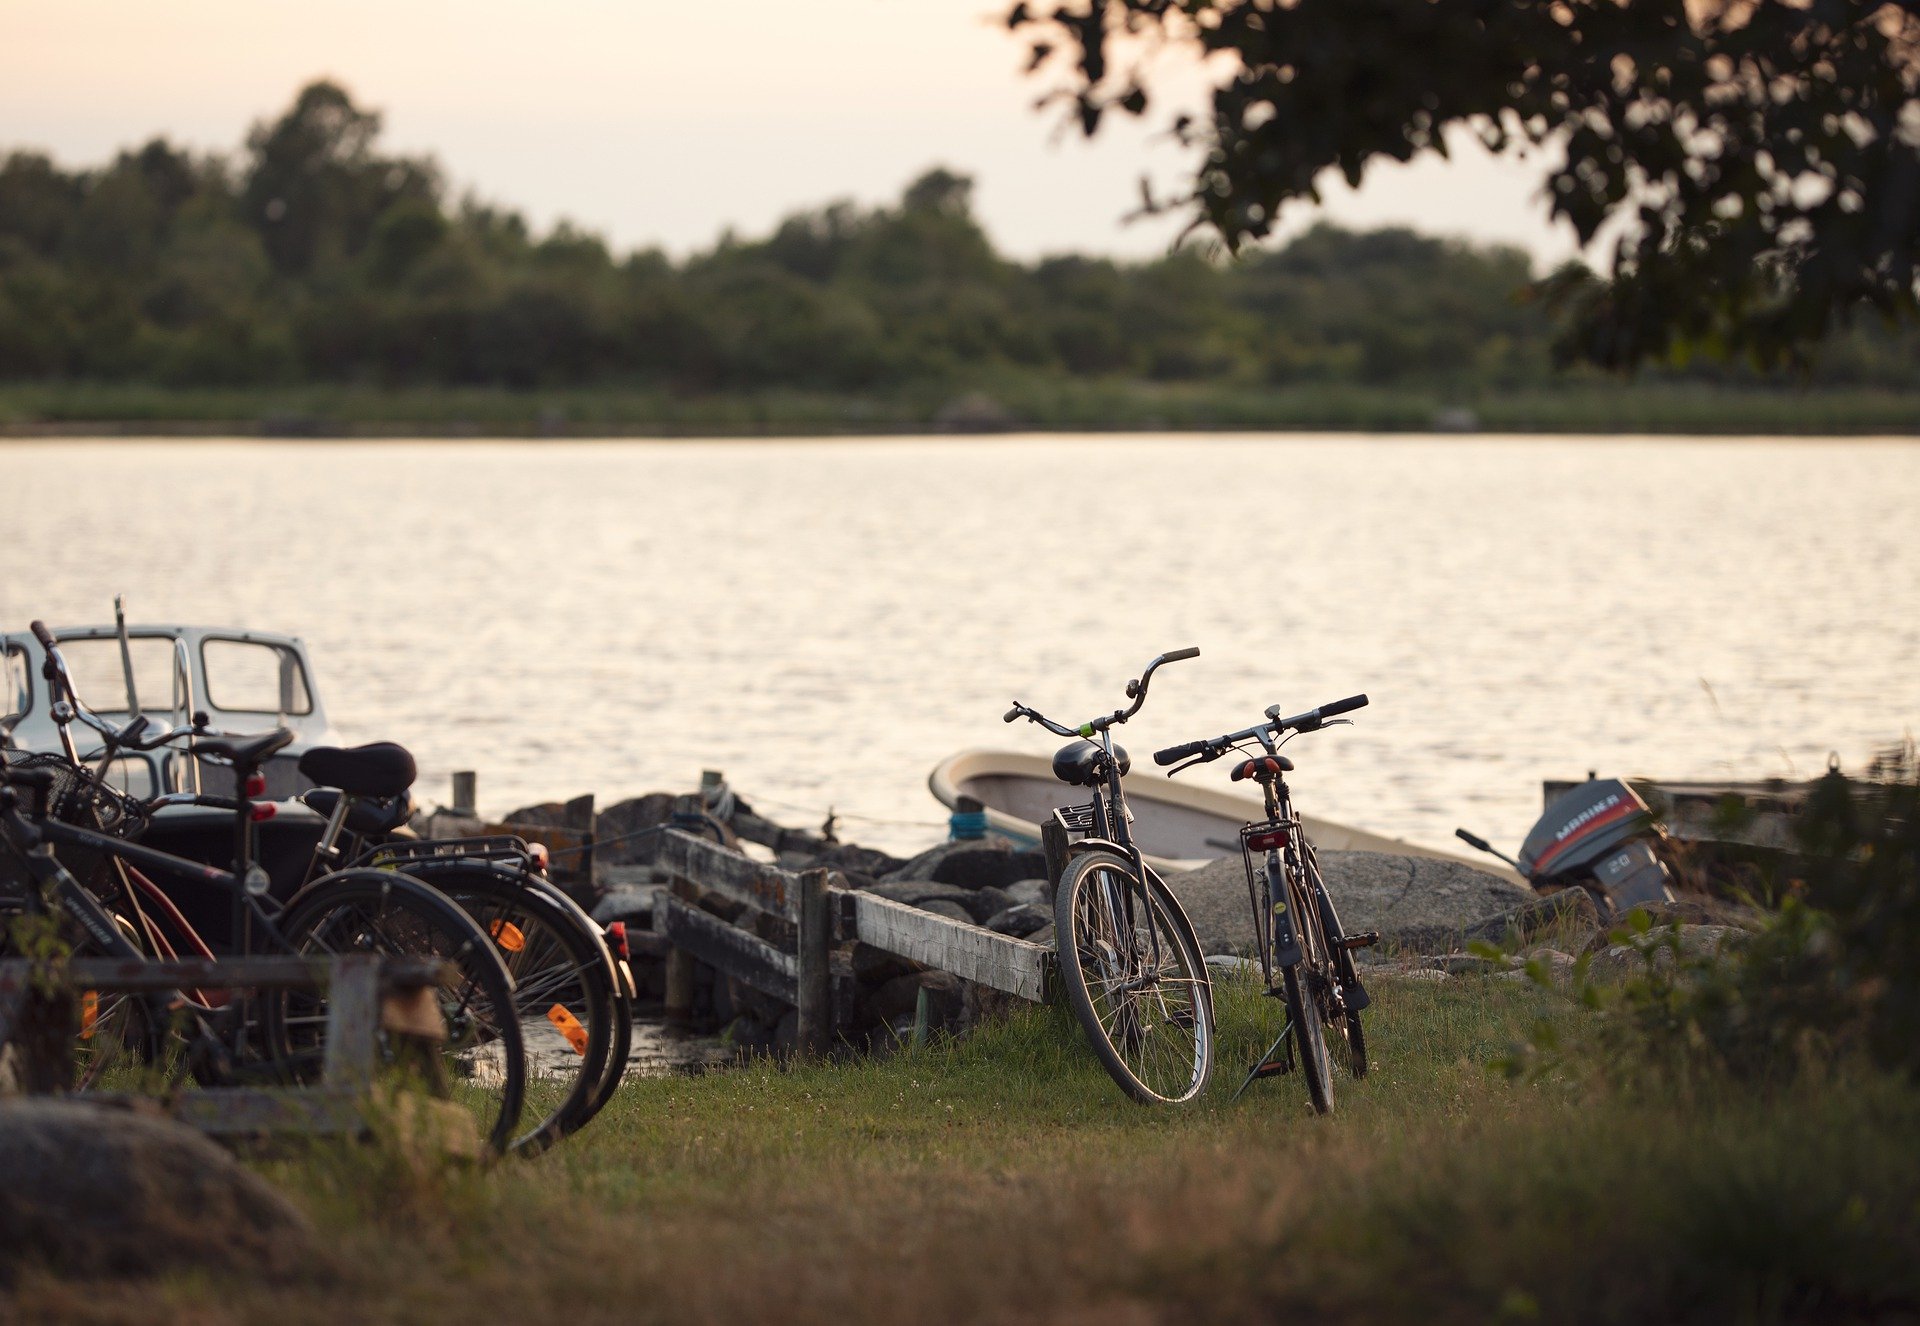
1003, 648, 1215, 1104
0, 622, 528, 1152
1154, 694, 1375, 1113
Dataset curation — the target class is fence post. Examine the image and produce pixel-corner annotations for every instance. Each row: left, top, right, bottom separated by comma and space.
796, 868, 832, 1057
451, 771, 477, 817
321, 955, 380, 1089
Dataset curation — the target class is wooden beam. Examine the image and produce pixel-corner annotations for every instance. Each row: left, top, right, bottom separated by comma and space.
843, 891, 1052, 1002
321, 955, 379, 1089
795, 869, 832, 1056
12, 955, 450, 993
657, 893, 798, 1004
656, 829, 802, 921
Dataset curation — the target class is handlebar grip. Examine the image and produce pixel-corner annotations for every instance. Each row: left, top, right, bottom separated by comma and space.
1455, 827, 1492, 852
1153, 739, 1206, 767
1163, 646, 1200, 663
1320, 693, 1369, 718
1003, 706, 1022, 723
30, 620, 57, 651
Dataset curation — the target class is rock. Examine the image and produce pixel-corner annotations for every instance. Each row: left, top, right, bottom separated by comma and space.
1629, 896, 1768, 932
594, 794, 677, 866
1372, 967, 1451, 984
1520, 948, 1579, 991
879, 837, 1011, 884
1675, 923, 1746, 961
1003, 879, 1051, 909
864, 880, 978, 911
1463, 888, 1602, 949
867, 971, 965, 1031
1420, 953, 1513, 976
1204, 954, 1262, 980
0, 1100, 316, 1283
803, 842, 907, 878
919, 900, 975, 925
984, 903, 1051, 938
502, 801, 570, 829
930, 849, 1050, 891
591, 885, 657, 927
1163, 849, 1534, 956
1028, 923, 1055, 950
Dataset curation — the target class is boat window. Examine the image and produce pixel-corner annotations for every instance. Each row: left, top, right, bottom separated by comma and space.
201, 639, 313, 717
54, 638, 180, 715
3, 644, 28, 721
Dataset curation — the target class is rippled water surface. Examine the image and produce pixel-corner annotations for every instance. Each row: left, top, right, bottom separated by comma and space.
8, 435, 1918, 858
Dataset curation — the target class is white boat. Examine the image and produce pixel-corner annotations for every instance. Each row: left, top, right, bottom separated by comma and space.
930, 747, 1509, 876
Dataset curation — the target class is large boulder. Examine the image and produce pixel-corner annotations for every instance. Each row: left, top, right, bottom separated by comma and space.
0, 1100, 315, 1283
1161, 849, 1535, 955
594, 794, 677, 867
880, 838, 1015, 885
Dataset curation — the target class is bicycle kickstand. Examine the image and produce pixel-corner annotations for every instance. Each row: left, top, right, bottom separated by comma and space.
1230, 1018, 1296, 1103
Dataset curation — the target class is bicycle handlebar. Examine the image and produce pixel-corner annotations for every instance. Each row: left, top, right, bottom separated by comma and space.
1003, 647, 1199, 739
1152, 692, 1370, 768
30, 620, 57, 651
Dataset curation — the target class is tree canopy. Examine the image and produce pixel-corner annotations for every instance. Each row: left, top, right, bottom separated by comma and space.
1009, 0, 1920, 370
0, 79, 1913, 398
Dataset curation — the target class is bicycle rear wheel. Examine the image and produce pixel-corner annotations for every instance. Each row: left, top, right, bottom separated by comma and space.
1270, 862, 1333, 1114
1054, 850, 1214, 1105
408, 860, 619, 1154
267, 869, 526, 1156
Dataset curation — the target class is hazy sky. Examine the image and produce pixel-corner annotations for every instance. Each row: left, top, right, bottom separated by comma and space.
4, 0, 1584, 268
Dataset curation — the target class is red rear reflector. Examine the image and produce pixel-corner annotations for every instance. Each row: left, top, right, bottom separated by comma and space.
245, 773, 267, 796
1246, 827, 1289, 852
606, 920, 630, 960
249, 801, 277, 822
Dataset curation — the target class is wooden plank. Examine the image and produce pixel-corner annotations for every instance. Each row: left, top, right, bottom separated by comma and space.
656, 829, 802, 921
795, 869, 832, 1056
29, 955, 448, 993
843, 891, 1052, 1002
658, 893, 798, 1004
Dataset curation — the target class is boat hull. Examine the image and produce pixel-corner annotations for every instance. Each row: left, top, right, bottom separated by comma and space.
931, 748, 1507, 876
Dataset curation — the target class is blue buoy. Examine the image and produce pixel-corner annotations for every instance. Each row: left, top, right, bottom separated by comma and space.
949, 809, 988, 841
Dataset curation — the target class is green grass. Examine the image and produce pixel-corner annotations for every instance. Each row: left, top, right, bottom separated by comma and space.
1, 379, 1917, 436
4, 973, 1916, 1324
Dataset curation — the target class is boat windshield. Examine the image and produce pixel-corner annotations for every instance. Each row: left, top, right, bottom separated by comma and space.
3, 644, 28, 723
200, 638, 312, 717
57, 637, 182, 715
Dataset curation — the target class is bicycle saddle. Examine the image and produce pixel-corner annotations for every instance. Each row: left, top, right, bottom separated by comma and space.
298, 741, 417, 798
1230, 754, 1294, 782
194, 728, 296, 768
302, 787, 415, 835
1052, 739, 1130, 786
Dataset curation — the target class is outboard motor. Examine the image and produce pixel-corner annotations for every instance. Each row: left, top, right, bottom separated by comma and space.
1457, 778, 1676, 916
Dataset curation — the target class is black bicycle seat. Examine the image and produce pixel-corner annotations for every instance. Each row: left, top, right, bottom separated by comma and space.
302, 787, 415, 835
1230, 754, 1294, 782
1052, 739, 1130, 786
194, 728, 296, 768
298, 741, 417, 798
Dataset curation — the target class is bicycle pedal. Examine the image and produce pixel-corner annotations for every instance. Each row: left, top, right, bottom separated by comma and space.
1249, 1058, 1291, 1078
1341, 932, 1380, 950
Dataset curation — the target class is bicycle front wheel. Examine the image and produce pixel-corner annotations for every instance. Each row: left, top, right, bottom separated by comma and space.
267, 869, 526, 1156
1054, 850, 1214, 1105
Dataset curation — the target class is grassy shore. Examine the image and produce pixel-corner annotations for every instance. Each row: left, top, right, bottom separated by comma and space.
2, 379, 1918, 437
5, 972, 1914, 1324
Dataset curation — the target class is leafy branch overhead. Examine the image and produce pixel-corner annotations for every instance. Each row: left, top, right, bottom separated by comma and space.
1009, 0, 1920, 370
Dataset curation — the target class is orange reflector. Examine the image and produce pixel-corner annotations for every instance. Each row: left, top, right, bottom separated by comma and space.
547, 1004, 589, 1055
490, 919, 526, 952
79, 990, 99, 1040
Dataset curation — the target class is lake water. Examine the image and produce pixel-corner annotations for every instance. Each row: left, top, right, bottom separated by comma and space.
7, 435, 1918, 862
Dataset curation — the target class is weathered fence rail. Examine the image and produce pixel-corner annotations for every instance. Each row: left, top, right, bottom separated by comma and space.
0, 954, 466, 1145
651, 829, 1053, 1054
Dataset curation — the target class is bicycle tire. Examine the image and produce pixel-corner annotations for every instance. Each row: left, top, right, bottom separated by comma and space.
1054, 850, 1214, 1105
265, 869, 527, 1156
408, 860, 619, 1153
1312, 874, 1369, 1080
1270, 861, 1333, 1114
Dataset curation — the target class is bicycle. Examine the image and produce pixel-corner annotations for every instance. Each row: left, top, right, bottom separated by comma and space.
1154, 693, 1376, 1113
0, 622, 528, 1152
1002, 648, 1215, 1104
289, 749, 632, 1153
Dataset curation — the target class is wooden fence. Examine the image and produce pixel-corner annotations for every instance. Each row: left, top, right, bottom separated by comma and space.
0, 954, 468, 1146
650, 829, 1053, 1054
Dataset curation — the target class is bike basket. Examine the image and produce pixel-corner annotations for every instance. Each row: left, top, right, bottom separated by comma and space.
0, 750, 150, 893
1052, 803, 1097, 833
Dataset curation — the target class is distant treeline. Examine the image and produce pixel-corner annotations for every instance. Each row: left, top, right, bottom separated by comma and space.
2, 81, 1914, 397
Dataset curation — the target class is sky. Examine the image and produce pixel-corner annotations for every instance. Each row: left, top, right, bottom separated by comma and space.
2, 0, 1586, 269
